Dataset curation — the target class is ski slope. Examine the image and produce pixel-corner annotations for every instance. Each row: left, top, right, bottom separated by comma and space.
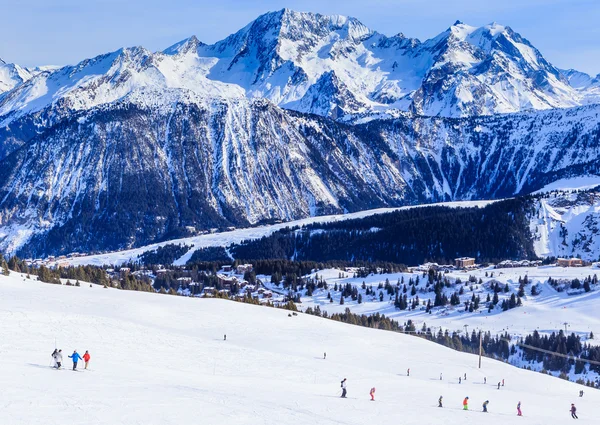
283, 265, 600, 343
0, 272, 597, 424
60, 200, 496, 267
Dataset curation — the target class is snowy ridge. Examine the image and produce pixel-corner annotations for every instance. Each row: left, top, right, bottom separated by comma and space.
1, 9, 598, 123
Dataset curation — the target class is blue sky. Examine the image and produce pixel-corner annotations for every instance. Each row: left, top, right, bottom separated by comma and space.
2, 0, 599, 75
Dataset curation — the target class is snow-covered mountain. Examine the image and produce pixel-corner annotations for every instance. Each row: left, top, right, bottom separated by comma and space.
560, 68, 600, 105
2, 96, 600, 257
1, 9, 600, 256
1, 9, 598, 123
0, 58, 33, 94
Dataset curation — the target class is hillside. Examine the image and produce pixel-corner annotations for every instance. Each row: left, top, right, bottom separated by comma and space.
1, 272, 598, 424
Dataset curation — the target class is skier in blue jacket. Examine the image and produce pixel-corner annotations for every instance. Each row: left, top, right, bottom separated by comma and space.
69, 350, 83, 370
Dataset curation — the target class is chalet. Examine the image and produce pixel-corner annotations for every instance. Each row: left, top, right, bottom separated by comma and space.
217, 274, 237, 290
263, 290, 273, 299
236, 264, 253, 274
557, 258, 583, 267
176, 277, 192, 285
202, 287, 216, 296
222, 265, 233, 273
155, 269, 168, 277
455, 257, 476, 269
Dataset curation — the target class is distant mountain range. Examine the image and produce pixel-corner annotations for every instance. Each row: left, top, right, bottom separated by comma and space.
1, 9, 599, 257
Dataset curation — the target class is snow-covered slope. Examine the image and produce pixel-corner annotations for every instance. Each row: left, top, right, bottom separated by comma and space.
531, 189, 600, 261
0, 58, 33, 94
1, 272, 597, 424
561, 68, 600, 105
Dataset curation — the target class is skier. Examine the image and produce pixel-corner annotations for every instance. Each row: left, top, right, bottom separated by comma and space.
570, 403, 578, 419
497, 382, 501, 389
517, 401, 522, 416
484, 377, 487, 384
51, 349, 58, 367
370, 387, 376, 401
69, 350, 82, 370
407, 368, 410, 377
324, 352, 326, 360
579, 390, 584, 397
482, 400, 489, 413
464, 373, 467, 381
83, 350, 91, 369
438, 396, 443, 407
440, 373, 443, 380
340, 378, 347, 398
502, 379, 505, 387
463, 396, 469, 410
54, 349, 63, 369
224, 334, 226, 341
459, 377, 462, 384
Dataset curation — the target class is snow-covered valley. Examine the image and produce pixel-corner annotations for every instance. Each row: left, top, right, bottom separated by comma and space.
1, 271, 598, 424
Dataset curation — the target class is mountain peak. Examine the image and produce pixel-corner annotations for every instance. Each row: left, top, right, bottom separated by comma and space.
163, 35, 204, 56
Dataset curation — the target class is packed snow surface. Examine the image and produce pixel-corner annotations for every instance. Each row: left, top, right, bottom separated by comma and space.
532, 176, 600, 194
0, 273, 597, 424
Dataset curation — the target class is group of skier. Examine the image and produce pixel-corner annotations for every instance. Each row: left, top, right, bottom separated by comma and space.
51, 348, 91, 370
340, 371, 582, 419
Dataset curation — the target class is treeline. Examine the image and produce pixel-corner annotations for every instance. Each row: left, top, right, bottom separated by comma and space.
521, 330, 600, 376
230, 198, 536, 264
139, 244, 192, 266
0, 255, 154, 292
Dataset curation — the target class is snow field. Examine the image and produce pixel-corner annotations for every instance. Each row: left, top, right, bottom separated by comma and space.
264, 265, 600, 340
0, 272, 597, 424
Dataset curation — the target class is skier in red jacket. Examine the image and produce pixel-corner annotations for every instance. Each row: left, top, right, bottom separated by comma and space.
83, 351, 91, 369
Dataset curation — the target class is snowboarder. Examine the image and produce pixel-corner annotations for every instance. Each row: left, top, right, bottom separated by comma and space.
440, 373, 443, 380
54, 349, 63, 369
69, 350, 82, 370
463, 397, 469, 410
459, 377, 462, 384
83, 350, 91, 369
482, 400, 489, 413
340, 378, 347, 398
517, 401, 522, 416
571, 403, 578, 419
438, 396, 443, 407
497, 382, 501, 389
407, 368, 410, 377
370, 387, 376, 401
